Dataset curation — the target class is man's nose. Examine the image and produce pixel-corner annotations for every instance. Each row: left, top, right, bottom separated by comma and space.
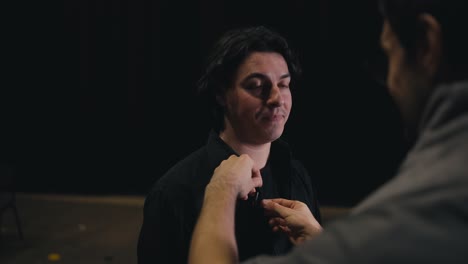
266, 85, 284, 107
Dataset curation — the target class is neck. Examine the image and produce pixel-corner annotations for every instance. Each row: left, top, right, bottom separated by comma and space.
219, 130, 271, 169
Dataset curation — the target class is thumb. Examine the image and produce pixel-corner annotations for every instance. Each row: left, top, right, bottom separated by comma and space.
252, 166, 263, 188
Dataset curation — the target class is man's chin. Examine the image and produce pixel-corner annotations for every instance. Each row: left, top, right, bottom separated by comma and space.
263, 128, 284, 142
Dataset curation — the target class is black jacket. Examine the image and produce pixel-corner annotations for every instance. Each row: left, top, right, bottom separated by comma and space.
137, 131, 321, 264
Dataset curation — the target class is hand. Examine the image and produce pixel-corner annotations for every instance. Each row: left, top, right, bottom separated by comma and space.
262, 198, 322, 245
207, 154, 263, 200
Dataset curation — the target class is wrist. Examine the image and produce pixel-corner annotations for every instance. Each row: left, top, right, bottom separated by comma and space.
304, 221, 322, 240
205, 181, 239, 203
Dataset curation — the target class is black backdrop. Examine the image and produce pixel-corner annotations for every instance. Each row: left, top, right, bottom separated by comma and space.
4, 0, 408, 207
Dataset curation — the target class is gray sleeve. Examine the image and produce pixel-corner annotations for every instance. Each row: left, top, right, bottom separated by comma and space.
241, 191, 468, 264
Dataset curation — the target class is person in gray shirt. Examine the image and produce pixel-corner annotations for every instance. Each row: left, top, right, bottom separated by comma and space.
188, 0, 468, 263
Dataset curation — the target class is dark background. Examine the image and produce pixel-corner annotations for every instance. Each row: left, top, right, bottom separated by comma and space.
4, 0, 408, 207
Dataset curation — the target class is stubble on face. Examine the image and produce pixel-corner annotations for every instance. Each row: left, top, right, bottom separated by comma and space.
223, 52, 292, 145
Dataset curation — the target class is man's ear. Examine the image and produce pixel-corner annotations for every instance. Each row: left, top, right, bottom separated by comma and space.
418, 13, 443, 76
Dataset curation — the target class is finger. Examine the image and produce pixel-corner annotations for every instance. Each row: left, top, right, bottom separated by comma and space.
271, 224, 291, 234
263, 198, 297, 208
263, 201, 281, 217
262, 200, 294, 218
278, 225, 291, 234
269, 217, 287, 227
262, 200, 281, 217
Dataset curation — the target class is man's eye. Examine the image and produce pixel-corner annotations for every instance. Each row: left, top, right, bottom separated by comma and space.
246, 84, 263, 90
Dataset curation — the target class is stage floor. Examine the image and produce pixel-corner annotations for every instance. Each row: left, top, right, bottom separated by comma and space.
0, 192, 350, 264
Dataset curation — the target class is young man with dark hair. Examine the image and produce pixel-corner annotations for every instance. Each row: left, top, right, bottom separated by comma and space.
137, 25, 321, 264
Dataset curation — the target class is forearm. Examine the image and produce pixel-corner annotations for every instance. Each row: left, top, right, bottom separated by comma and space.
189, 186, 240, 264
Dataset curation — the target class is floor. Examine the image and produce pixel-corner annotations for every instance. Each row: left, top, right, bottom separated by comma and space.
0, 192, 350, 264
0, 193, 145, 264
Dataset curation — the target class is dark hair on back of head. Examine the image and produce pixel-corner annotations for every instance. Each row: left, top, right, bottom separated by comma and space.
196, 25, 302, 133
378, 0, 468, 67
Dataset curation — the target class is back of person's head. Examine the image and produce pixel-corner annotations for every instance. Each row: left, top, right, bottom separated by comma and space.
197, 25, 302, 133
378, 0, 468, 73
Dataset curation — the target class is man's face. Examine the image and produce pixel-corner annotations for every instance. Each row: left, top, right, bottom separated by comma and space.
380, 19, 431, 134
222, 51, 292, 145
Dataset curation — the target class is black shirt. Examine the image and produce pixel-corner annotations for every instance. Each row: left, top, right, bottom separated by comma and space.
137, 131, 321, 264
